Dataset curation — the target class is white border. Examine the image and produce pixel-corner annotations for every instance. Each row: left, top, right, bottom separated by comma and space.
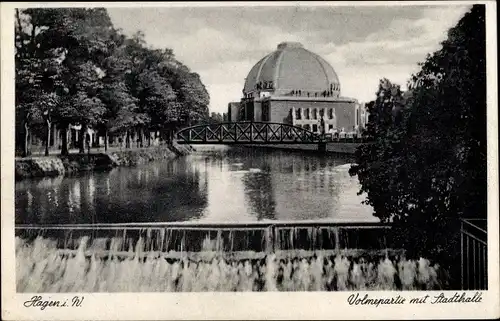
1, 1, 498, 320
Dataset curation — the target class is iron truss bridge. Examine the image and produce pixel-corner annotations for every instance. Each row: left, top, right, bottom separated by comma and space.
176, 122, 365, 145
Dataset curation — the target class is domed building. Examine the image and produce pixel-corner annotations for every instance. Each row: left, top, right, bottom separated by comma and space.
227, 42, 364, 135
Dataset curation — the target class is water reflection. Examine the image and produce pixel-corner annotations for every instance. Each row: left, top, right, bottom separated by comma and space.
16, 159, 209, 224
15, 146, 376, 224
242, 171, 277, 220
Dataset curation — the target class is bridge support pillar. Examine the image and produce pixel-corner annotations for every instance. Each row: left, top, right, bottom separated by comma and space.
318, 142, 327, 153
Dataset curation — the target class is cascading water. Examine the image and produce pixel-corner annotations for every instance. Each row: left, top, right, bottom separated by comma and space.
15, 224, 444, 292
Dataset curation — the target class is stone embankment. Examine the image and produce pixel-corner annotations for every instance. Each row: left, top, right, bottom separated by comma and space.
15, 143, 193, 180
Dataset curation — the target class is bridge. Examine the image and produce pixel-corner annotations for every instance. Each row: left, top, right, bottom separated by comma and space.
176, 122, 366, 145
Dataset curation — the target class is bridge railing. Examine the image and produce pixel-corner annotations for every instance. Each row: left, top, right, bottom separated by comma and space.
176, 122, 371, 145
176, 122, 320, 144
461, 218, 488, 290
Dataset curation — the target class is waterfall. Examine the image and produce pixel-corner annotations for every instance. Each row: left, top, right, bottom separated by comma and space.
15, 223, 445, 292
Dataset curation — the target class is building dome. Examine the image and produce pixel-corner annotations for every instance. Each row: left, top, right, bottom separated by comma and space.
243, 42, 341, 97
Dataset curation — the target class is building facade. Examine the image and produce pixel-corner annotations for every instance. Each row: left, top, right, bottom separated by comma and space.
227, 102, 241, 122
228, 42, 367, 135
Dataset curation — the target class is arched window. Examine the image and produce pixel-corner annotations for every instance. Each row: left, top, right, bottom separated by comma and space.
312, 108, 317, 120
305, 109, 310, 120
329, 108, 334, 119
296, 108, 302, 120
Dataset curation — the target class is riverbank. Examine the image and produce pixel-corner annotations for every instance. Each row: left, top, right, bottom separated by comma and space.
15, 143, 193, 180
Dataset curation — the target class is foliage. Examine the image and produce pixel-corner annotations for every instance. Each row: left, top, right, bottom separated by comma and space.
201, 112, 224, 124
15, 7, 211, 153
350, 5, 486, 275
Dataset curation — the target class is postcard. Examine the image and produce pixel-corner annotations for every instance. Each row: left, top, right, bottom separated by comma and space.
1, 1, 498, 320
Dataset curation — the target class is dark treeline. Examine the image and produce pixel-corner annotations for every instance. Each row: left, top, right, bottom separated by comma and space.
15, 8, 212, 156
350, 5, 486, 284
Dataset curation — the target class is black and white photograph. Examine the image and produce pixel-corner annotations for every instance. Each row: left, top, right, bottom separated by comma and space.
1, 1, 498, 319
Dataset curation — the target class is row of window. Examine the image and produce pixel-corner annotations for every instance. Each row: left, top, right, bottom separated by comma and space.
294, 108, 335, 120
296, 124, 358, 133
254, 81, 274, 90
296, 124, 319, 132
245, 82, 340, 99
295, 124, 338, 132
288, 90, 339, 98
330, 83, 340, 92
288, 84, 340, 98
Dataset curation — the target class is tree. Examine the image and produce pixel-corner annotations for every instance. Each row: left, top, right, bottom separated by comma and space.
15, 8, 212, 155
99, 81, 138, 150
15, 8, 116, 155
208, 112, 224, 124
15, 95, 44, 157
349, 5, 486, 284
122, 35, 211, 144
15, 9, 64, 156
122, 38, 176, 146
97, 31, 138, 151
178, 72, 210, 125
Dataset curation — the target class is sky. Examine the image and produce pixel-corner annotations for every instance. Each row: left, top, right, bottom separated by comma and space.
107, 4, 471, 114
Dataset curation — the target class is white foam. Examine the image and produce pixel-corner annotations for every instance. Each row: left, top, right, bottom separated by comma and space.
230, 170, 249, 174
333, 163, 355, 170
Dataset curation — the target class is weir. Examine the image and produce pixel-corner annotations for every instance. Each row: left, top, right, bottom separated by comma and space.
15, 221, 450, 292
16, 220, 399, 259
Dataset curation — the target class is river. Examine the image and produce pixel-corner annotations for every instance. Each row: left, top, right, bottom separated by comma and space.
15, 146, 377, 225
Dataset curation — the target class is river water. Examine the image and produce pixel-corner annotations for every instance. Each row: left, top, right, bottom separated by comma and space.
15, 146, 377, 225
